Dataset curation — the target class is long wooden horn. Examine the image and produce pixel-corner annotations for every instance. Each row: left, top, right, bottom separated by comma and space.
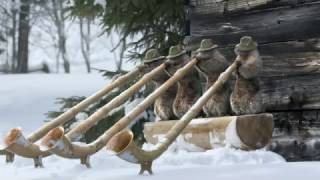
44, 63, 167, 144
105, 60, 264, 175
40, 59, 198, 168
2, 65, 145, 166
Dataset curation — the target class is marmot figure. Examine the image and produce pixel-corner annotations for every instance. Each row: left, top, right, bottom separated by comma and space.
4, 127, 22, 146
230, 36, 264, 115
143, 49, 177, 121
165, 45, 203, 118
195, 39, 230, 117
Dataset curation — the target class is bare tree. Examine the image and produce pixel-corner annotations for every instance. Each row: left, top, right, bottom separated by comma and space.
42, 0, 70, 73
110, 33, 123, 72
79, 17, 91, 73
10, 0, 18, 72
0, 0, 19, 73
53, 0, 70, 73
16, 0, 31, 73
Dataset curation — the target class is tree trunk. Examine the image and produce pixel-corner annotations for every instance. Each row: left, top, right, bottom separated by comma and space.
16, 0, 30, 73
52, 0, 70, 73
11, 0, 17, 72
79, 17, 91, 73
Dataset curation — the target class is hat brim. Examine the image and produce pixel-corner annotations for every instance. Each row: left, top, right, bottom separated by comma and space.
196, 44, 218, 52
236, 42, 258, 52
144, 56, 165, 63
166, 50, 186, 59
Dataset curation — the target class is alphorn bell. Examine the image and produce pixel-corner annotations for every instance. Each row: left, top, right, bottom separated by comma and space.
40, 58, 198, 167
106, 59, 246, 175
2, 65, 145, 167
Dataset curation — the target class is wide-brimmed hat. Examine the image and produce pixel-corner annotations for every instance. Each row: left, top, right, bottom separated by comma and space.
143, 49, 165, 63
166, 45, 186, 59
197, 39, 218, 52
236, 36, 258, 52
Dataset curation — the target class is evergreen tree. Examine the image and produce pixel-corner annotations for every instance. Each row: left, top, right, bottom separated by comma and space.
69, 0, 186, 61
46, 0, 187, 145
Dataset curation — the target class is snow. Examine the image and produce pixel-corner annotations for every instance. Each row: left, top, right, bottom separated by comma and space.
0, 74, 108, 137
94, 0, 106, 7
0, 75, 320, 179
2, 146, 319, 180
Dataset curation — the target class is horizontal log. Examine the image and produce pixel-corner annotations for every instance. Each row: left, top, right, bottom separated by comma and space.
189, 39, 320, 110
189, 0, 319, 15
268, 110, 320, 161
189, 2, 320, 46
219, 73, 320, 111
261, 53, 320, 77
272, 110, 320, 132
143, 114, 273, 150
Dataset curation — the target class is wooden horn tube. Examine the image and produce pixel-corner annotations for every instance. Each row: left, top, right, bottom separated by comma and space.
40, 63, 167, 161
65, 63, 167, 141
107, 113, 273, 174
143, 114, 273, 150
30, 65, 144, 142
42, 59, 198, 164
106, 61, 239, 175
2, 66, 144, 163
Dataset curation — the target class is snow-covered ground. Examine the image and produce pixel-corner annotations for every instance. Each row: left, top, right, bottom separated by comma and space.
0, 74, 108, 135
1, 74, 320, 180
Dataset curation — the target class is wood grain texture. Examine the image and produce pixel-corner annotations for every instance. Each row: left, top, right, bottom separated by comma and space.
190, 40, 320, 111
190, 0, 319, 15
189, 2, 320, 46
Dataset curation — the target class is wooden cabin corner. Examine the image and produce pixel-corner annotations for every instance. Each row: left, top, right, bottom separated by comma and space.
185, 0, 320, 160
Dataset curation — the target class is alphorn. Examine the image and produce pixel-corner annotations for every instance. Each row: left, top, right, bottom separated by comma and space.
2, 65, 145, 167
40, 62, 167, 167
41, 59, 198, 167
106, 59, 271, 175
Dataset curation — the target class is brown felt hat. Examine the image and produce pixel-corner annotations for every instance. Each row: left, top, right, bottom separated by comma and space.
197, 39, 218, 52
143, 49, 165, 63
166, 45, 186, 59
236, 36, 258, 52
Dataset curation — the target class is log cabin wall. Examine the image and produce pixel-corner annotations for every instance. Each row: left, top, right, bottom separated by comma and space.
187, 0, 320, 160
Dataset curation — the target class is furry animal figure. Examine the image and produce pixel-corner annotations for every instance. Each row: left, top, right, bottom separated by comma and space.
195, 39, 230, 117
143, 58, 178, 121
143, 49, 177, 121
230, 37, 263, 115
41, 127, 64, 148
4, 127, 22, 145
166, 46, 203, 118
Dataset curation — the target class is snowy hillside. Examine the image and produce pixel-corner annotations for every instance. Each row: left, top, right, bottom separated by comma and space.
0, 75, 320, 180
0, 74, 108, 136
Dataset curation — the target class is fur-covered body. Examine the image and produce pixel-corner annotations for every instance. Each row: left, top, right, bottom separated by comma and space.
196, 50, 230, 117
144, 60, 177, 121
41, 127, 64, 148
152, 73, 178, 121
230, 50, 264, 115
166, 54, 203, 118
4, 128, 22, 145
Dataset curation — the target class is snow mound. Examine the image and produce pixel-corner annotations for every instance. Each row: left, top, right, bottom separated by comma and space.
156, 147, 285, 166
